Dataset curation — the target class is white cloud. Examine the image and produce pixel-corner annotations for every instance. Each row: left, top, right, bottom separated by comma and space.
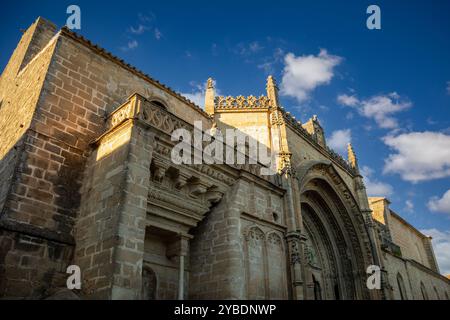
405, 200, 414, 213
182, 92, 204, 107
154, 28, 162, 40
420, 228, 450, 275
180, 80, 220, 108
233, 41, 264, 56
280, 49, 342, 102
360, 166, 393, 197
428, 189, 450, 215
327, 129, 351, 153
129, 25, 148, 34
383, 131, 450, 182
337, 94, 359, 107
127, 40, 138, 49
120, 40, 138, 51
124, 12, 161, 49
360, 93, 411, 129
257, 48, 284, 74
337, 92, 411, 129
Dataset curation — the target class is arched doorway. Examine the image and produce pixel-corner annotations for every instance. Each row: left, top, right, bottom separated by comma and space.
141, 266, 157, 300
296, 161, 376, 300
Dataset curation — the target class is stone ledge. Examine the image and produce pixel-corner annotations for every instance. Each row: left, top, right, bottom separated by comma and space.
0, 218, 75, 246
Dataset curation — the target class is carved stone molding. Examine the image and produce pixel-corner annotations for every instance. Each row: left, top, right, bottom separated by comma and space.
215, 95, 271, 110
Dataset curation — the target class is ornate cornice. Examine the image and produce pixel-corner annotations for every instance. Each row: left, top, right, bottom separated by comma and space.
215, 95, 271, 110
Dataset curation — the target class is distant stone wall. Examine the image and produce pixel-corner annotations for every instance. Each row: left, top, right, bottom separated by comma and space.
383, 251, 449, 300
389, 214, 432, 269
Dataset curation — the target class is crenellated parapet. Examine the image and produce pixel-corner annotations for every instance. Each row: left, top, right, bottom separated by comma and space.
215, 95, 271, 110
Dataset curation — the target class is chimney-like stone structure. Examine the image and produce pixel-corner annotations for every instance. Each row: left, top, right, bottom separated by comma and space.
204, 77, 215, 115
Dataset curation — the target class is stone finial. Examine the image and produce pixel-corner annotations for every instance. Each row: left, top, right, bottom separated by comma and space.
205, 77, 215, 115
207, 77, 214, 89
266, 75, 280, 108
347, 143, 359, 171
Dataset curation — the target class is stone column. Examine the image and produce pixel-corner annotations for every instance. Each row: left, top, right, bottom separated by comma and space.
282, 169, 305, 300
110, 121, 155, 300
168, 234, 190, 300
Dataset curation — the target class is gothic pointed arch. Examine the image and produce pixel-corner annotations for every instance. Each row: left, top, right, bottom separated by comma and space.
396, 272, 407, 300
243, 226, 267, 299
295, 160, 376, 300
266, 231, 288, 299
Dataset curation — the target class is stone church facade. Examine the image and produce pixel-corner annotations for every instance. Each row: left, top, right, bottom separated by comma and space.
0, 17, 449, 300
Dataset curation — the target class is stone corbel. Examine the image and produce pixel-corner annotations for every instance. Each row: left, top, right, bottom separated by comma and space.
152, 158, 170, 183
175, 171, 191, 190
189, 180, 210, 197
205, 186, 225, 204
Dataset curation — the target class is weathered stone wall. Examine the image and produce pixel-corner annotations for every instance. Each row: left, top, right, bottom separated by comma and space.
0, 17, 57, 214
215, 111, 271, 148
0, 18, 70, 298
383, 251, 449, 300
0, 228, 73, 298
3, 23, 213, 238
189, 177, 286, 300
143, 233, 179, 299
389, 213, 432, 269
189, 181, 244, 299
75, 119, 154, 299
1, 18, 210, 298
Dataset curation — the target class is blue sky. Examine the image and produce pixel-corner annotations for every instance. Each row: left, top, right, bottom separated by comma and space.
1, 0, 450, 273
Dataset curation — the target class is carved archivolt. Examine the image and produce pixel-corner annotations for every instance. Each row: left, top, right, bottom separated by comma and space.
297, 161, 374, 299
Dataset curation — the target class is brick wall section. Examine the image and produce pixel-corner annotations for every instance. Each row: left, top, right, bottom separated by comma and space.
383, 251, 449, 300
0, 229, 73, 298
75, 119, 154, 299
0, 18, 57, 213
0, 18, 72, 298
